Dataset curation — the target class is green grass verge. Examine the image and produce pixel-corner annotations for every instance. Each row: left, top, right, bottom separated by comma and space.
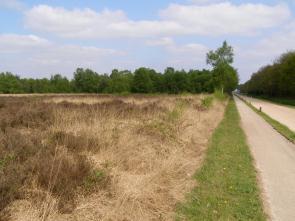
177, 99, 266, 221
236, 95, 295, 144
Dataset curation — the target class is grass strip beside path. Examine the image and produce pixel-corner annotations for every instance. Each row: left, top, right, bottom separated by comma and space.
236, 94, 295, 144
177, 99, 266, 221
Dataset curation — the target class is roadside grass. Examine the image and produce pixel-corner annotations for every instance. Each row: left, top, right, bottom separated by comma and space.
177, 99, 266, 221
236, 95, 295, 144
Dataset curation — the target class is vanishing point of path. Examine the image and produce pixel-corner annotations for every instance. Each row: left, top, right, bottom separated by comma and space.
239, 95, 295, 132
234, 96, 295, 221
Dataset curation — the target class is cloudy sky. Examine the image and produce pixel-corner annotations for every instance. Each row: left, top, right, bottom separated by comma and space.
0, 0, 294, 82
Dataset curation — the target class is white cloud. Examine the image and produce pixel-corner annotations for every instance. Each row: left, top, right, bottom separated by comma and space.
24, 3, 290, 39
189, 0, 223, 5
0, 0, 25, 11
24, 5, 183, 38
160, 3, 290, 36
234, 22, 295, 82
145, 37, 208, 70
0, 34, 125, 77
0, 34, 50, 52
166, 43, 208, 69
167, 42, 208, 56
145, 37, 174, 46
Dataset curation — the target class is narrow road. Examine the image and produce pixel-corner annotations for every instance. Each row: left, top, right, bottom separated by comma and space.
234, 96, 295, 221
239, 95, 295, 132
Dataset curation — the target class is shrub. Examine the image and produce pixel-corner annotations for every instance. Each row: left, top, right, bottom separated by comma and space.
201, 96, 214, 110
214, 89, 227, 101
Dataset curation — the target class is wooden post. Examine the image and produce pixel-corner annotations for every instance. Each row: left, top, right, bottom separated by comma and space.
259, 107, 262, 112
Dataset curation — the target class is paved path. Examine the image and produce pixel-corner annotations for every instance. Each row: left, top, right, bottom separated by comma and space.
234, 96, 295, 221
239, 95, 295, 132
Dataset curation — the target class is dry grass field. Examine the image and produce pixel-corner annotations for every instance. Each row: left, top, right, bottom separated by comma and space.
0, 94, 226, 221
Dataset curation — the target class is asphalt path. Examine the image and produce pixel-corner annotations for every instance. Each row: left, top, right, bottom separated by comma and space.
234, 96, 295, 221
239, 95, 295, 132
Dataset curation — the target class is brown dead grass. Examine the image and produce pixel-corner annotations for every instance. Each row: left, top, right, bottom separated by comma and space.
0, 94, 226, 221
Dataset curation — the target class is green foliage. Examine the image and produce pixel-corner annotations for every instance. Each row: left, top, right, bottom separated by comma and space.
240, 51, 295, 98
141, 101, 186, 141
206, 41, 234, 67
0, 154, 15, 171
73, 68, 101, 93
107, 69, 133, 93
84, 169, 106, 190
177, 99, 266, 221
50, 74, 72, 93
201, 96, 214, 109
1, 68, 218, 94
0, 72, 23, 93
214, 89, 227, 101
131, 67, 154, 93
166, 100, 187, 122
0, 67, 234, 95
207, 41, 238, 94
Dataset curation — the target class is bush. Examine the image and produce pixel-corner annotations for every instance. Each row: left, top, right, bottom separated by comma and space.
214, 89, 227, 101
201, 96, 214, 110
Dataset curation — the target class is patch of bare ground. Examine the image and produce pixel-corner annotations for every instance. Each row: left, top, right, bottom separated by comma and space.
0, 95, 226, 221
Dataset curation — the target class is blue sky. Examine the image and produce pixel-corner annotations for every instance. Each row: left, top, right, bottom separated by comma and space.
0, 0, 294, 82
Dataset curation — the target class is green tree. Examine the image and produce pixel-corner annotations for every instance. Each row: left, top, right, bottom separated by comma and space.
163, 67, 177, 93
0, 72, 23, 93
131, 68, 154, 93
107, 69, 133, 93
240, 51, 295, 98
206, 41, 237, 94
73, 68, 101, 93
50, 74, 72, 93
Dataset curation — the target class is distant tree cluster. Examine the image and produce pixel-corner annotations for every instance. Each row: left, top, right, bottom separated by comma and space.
0, 68, 216, 94
0, 42, 239, 94
239, 51, 295, 98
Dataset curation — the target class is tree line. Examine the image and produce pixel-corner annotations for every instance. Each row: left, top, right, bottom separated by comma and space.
239, 51, 295, 98
0, 41, 239, 94
0, 68, 214, 94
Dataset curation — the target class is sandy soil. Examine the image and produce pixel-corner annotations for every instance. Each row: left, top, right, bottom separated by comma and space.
235, 96, 295, 221
240, 95, 295, 132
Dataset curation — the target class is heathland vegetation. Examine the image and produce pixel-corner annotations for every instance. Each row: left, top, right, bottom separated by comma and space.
0, 42, 238, 95
0, 94, 226, 220
239, 51, 295, 99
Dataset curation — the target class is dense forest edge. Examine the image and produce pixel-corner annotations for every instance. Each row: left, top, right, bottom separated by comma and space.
0, 41, 238, 95
239, 51, 295, 99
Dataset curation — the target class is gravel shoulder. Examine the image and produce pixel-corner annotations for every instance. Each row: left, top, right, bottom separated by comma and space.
234, 96, 295, 221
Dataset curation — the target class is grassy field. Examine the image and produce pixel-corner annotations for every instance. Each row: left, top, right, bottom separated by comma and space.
0, 94, 226, 221
236, 95, 295, 144
177, 99, 266, 220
